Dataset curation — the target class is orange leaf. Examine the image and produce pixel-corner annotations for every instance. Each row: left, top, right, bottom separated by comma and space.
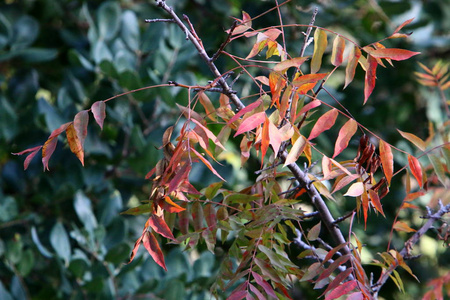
331, 35, 345, 66
369, 189, 385, 216
148, 214, 176, 241
344, 46, 361, 88
333, 118, 358, 158
283, 135, 307, 166
408, 155, 423, 187
361, 189, 369, 229
368, 48, 420, 61
397, 129, 427, 151
91, 101, 106, 129
393, 221, 416, 233
308, 108, 339, 140
234, 111, 266, 137
379, 140, 394, 185
228, 11, 252, 35
273, 56, 309, 72
322, 155, 332, 179
344, 182, 364, 197
311, 28, 328, 74
42, 122, 72, 171
191, 119, 226, 150
292, 73, 328, 88
269, 71, 286, 107
261, 117, 270, 163
364, 55, 378, 104
143, 231, 167, 271
66, 123, 84, 166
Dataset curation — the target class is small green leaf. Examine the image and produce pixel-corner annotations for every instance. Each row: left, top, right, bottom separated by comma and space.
50, 222, 71, 265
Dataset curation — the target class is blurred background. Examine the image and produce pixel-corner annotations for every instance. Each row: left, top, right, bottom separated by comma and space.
0, 0, 448, 299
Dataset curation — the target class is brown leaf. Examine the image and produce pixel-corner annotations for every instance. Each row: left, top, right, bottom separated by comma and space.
91, 101, 106, 129
42, 122, 72, 171
364, 54, 378, 104
379, 140, 394, 185
344, 46, 362, 89
66, 123, 84, 166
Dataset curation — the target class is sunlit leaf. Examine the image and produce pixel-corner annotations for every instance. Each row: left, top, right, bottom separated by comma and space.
284, 135, 307, 166
298, 99, 321, 116
261, 117, 270, 163
397, 129, 427, 151
234, 111, 266, 137
344, 46, 361, 88
269, 71, 286, 107
292, 73, 327, 88
143, 231, 167, 271
428, 154, 447, 188
344, 182, 364, 197
228, 99, 262, 125
331, 35, 345, 66
268, 119, 282, 156
308, 108, 338, 140
369, 188, 385, 216
198, 92, 217, 121
333, 118, 358, 158
392, 18, 414, 35
311, 29, 328, 74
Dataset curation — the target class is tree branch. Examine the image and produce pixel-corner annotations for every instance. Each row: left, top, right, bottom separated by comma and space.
372, 200, 450, 298
152, 0, 351, 269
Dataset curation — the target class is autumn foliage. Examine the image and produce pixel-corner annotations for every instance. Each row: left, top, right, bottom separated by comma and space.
13, 1, 449, 299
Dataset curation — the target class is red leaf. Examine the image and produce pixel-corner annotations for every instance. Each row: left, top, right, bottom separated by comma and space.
178, 202, 189, 234
308, 108, 338, 140
228, 99, 262, 125
249, 283, 265, 300
408, 155, 423, 187
168, 163, 190, 194
344, 46, 362, 88
66, 123, 85, 166
203, 203, 216, 228
162, 196, 186, 213
12, 145, 43, 170
128, 234, 143, 264
74, 110, 89, 147
191, 148, 226, 181
331, 35, 345, 67
320, 267, 354, 298
42, 122, 72, 171
191, 118, 226, 150
392, 18, 414, 35
252, 271, 277, 298
325, 280, 358, 300
91, 101, 106, 129
379, 140, 394, 185
148, 214, 176, 241
364, 54, 378, 104
234, 112, 266, 137
317, 254, 351, 282
333, 118, 358, 158
143, 231, 167, 271
368, 48, 420, 61
298, 99, 321, 116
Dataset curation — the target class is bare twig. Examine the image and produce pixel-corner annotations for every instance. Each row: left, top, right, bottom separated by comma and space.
211, 20, 238, 62
144, 18, 175, 23
299, 7, 318, 57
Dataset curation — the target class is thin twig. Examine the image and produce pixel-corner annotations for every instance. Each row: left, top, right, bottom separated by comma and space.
211, 20, 238, 62
299, 7, 318, 57
144, 18, 175, 23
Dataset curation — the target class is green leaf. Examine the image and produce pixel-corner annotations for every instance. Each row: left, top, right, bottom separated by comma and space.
74, 191, 98, 234
11, 15, 39, 50
50, 222, 71, 265
31, 227, 53, 258
428, 153, 447, 188
120, 10, 139, 51
97, 1, 121, 41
